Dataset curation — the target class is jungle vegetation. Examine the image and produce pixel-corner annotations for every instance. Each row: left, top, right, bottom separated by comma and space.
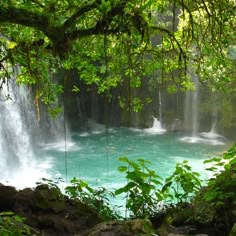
0, 1, 236, 233
0, 0, 235, 116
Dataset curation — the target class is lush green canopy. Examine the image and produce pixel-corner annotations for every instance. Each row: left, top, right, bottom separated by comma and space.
0, 0, 235, 113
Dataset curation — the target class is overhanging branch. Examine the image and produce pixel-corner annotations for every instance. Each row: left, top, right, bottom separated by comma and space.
63, 0, 102, 29
0, 5, 50, 33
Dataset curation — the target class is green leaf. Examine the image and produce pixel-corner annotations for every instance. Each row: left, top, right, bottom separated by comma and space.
118, 166, 128, 172
162, 181, 172, 192
115, 187, 127, 195
118, 156, 129, 163
72, 85, 80, 93
152, 179, 163, 185
229, 158, 236, 166
7, 41, 17, 49
0, 212, 14, 216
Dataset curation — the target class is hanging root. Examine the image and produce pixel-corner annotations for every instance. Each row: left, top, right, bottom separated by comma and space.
34, 91, 40, 122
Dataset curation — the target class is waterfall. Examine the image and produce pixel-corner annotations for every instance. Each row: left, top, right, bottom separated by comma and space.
192, 75, 199, 136
159, 90, 162, 124
181, 76, 225, 145
200, 94, 225, 142
184, 88, 191, 132
0, 81, 34, 165
210, 94, 218, 133
41, 110, 78, 152
143, 88, 167, 135
181, 73, 202, 143
0, 79, 51, 187
184, 74, 199, 136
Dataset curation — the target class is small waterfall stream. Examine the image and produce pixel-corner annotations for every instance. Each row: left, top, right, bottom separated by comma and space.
191, 75, 199, 137
159, 90, 162, 124
183, 74, 199, 137
144, 116, 166, 134
181, 74, 225, 145
200, 95, 224, 142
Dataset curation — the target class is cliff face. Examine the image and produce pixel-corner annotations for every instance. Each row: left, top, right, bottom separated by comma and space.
60, 73, 236, 138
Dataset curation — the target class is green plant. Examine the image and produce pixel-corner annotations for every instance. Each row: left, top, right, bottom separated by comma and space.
115, 157, 163, 218
0, 212, 31, 236
65, 178, 121, 220
162, 160, 202, 203
204, 144, 236, 175
202, 144, 236, 206
192, 144, 236, 233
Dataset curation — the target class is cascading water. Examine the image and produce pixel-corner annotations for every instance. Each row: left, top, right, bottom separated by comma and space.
181, 72, 206, 143
0, 79, 51, 188
191, 75, 199, 137
42, 112, 77, 152
181, 74, 225, 145
200, 95, 225, 144
143, 90, 166, 134
183, 74, 199, 139
159, 89, 163, 124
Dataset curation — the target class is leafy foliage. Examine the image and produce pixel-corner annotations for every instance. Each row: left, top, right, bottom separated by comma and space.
0, 0, 235, 112
115, 157, 164, 218
0, 212, 31, 236
191, 144, 236, 234
65, 177, 121, 220
202, 144, 236, 206
115, 157, 203, 218
162, 160, 202, 203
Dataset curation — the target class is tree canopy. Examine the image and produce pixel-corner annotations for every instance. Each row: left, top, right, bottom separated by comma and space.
0, 0, 235, 113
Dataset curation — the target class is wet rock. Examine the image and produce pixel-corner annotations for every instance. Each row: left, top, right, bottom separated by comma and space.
157, 224, 209, 236
30, 184, 66, 212
0, 183, 102, 235
87, 219, 155, 236
0, 184, 17, 211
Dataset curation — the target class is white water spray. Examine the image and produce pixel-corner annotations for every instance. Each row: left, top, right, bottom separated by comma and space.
144, 116, 166, 134
0, 79, 51, 187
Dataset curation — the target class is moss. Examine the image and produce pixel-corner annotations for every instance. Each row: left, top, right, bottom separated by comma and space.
124, 219, 155, 235
192, 164, 236, 235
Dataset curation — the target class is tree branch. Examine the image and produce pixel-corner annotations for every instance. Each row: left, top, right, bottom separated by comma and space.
63, 0, 102, 29
0, 5, 50, 34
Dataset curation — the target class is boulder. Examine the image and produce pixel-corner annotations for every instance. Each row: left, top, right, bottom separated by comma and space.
0, 184, 17, 211
0, 183, 102, 235
87, 219, 155, 236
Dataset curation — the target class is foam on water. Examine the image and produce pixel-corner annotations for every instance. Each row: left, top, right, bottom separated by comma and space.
200, 131, 225, 140
180, 133, 225, 145
43, 140, 79, 152
0, 157, 53, 189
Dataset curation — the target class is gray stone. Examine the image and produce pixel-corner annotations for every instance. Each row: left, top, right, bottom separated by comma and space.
87, 219, 154, 236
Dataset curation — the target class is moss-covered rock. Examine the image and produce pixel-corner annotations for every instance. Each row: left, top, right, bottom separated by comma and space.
0, 184, 17, 211
30, 184, 65, 212
87, 219, 155, 236
0, 183, 102, 236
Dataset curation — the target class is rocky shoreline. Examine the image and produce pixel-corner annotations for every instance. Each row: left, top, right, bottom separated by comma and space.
0, 183, 235, 236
